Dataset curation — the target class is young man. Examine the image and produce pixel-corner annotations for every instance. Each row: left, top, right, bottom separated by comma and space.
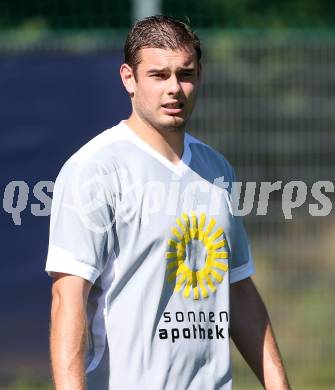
46, 16, 290, 390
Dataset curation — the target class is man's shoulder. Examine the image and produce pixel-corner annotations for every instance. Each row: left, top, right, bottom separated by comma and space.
186, 132, 235, 175
69, 121, 127, 165
54, 122, 128, 185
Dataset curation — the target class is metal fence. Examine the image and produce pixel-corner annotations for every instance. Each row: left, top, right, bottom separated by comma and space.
189, 30, 335, 389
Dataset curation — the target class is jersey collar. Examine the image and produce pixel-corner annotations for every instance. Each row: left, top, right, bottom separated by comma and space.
120, 120, 191, 176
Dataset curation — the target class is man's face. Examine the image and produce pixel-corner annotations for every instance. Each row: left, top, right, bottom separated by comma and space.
130, 47, 200, 132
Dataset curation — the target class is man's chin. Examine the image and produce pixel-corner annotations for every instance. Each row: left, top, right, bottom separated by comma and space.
159, 115, 186, 132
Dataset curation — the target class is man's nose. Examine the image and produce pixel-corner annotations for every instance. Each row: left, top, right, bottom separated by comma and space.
167, 74, 181, 95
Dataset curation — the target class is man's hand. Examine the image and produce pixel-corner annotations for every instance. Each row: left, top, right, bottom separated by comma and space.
230, 277, 290, 389
50, 273, 92, 390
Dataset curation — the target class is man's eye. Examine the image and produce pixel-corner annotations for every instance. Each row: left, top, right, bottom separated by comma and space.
181, 72, 194, 77
151, 73, 165, 79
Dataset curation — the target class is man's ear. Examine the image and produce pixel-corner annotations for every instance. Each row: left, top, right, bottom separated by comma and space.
120, 63, 136, 94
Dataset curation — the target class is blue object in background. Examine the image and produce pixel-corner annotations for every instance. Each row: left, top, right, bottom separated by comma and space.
0, 50, 130, 379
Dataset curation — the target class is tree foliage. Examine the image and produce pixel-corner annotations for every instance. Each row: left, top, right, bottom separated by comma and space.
0, 0, 335, 29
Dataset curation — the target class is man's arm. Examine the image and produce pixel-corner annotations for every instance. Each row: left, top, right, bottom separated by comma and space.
50, 273, 92, 390
230, 277, 290, 389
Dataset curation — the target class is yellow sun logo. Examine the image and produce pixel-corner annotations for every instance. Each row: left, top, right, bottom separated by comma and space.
166, 212, 229, 300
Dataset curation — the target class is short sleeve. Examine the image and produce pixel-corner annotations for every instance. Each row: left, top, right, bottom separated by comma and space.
45, 158, 116, 283
229, 215, 255, 284
228, 168, 255, 284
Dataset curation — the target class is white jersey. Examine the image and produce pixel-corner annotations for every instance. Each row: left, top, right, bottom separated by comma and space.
46, 120, 255, 390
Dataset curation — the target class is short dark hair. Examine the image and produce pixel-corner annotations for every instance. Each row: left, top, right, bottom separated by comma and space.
124, 15, 201, 78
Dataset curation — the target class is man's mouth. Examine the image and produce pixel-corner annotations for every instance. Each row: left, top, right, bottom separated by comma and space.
161, 102, 184, 114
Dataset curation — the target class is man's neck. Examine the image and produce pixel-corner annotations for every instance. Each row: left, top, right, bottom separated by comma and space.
125, 114, 185, 165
